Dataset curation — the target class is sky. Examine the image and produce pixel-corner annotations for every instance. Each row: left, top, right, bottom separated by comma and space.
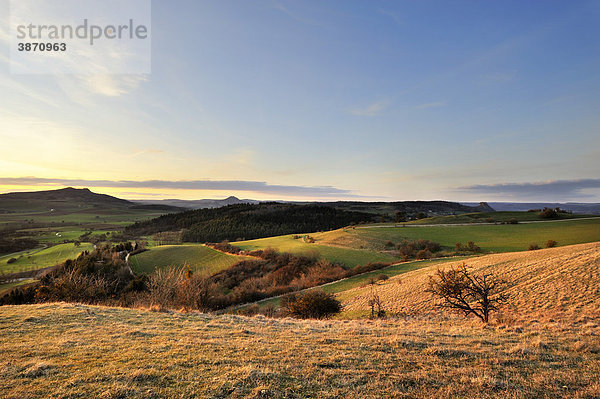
1, 0, 599, 202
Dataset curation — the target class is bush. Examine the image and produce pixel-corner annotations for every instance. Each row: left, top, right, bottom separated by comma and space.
6, 258, 17, 264
455, 241, 481, 254
539, 208, 559, 219
281, 290, 341, 319
528, 243, 540, 251
416, 249, 432, 260
396, 239, 441, 260
376, 274, 389, 282
545, 240, 558, 248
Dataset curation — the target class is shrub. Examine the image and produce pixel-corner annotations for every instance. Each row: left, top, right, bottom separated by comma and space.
528, 243, 540, 251
147, 266, 218, 311
376, 274, 389, 282
416, 249, 432, 260
281, 290, 341, 319
546, 240, 558, 248
467, 241, 481, 253
6, 258, 17, 264
455, 241, 481, 254
384, 241, 395, 248
212, 240, 241, 254
539, 208, 559, 219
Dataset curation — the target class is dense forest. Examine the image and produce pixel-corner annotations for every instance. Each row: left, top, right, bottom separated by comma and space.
125, 203, 375, 242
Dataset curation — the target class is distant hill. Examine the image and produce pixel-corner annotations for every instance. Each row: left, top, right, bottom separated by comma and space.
0, 187, 131, 206
303, 200, 493, 219
134, 196, 258, 209
138, 197, 491, 217
0, 187, 133, 213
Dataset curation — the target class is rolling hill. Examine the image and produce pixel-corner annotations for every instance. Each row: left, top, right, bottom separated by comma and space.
338, 242, 600, 322
130, 244, 253, 275
0, 187, 131, 211
310, 218, 600, 253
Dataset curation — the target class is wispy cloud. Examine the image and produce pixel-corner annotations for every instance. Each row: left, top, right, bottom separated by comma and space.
459, 179, 600, 200
0, 177, 362, 198
350, 100, 388, 116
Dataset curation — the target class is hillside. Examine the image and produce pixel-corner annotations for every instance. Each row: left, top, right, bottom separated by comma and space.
0, 187, 131, 212
125, 203, 376, 242
310, 218, 600, 253
1, 303, 598, 398
130, 244, 253, 275
233, 235, 396, 267
302, 200, 493, 218
339, 242, 600, 322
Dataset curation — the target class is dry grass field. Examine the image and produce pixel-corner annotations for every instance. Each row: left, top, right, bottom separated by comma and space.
339, 242, 600, 323
0, 303, 599, 398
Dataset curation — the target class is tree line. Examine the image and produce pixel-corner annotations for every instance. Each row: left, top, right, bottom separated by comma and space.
126, 203, 375, 242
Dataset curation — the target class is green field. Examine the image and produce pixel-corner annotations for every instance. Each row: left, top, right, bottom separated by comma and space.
12, 227, 116, 244
406, 211, 596, 225
233, 235, 397, 267
0, 208, 165, 228
130, 244, 251, 275
313, 218, 600, 253
0, 243, 94, 274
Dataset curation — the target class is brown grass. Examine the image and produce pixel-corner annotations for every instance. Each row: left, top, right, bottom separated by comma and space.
0, 303, 599, 398
339, 242, 600, 323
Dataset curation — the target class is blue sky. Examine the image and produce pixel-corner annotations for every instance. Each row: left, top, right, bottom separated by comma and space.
1, 0, 599, 201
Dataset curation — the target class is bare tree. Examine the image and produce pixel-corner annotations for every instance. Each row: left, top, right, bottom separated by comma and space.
426, 263, 507, 323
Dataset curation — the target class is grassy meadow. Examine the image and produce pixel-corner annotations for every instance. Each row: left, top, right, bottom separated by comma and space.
0, 303, 598, 398
312, 218, 600, 253
233, 235, 397, 267
0, 243, 94, 274
405, 211, 597, 225
131, 244, 253, 275
338, 242, 600, 321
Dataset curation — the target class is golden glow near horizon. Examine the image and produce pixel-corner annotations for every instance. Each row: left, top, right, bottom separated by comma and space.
0, 185, 354, 202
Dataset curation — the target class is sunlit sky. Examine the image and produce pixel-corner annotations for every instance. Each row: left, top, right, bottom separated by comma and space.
1, 0, 599, 202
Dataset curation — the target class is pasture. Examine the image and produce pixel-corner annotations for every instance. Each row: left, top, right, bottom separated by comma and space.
0, 243, 94, 275
233, 235, 397, 267
0, 303, 598, 398
405, 211, 596, 225
313, 218, 600, 253
130, 244, 252, 275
